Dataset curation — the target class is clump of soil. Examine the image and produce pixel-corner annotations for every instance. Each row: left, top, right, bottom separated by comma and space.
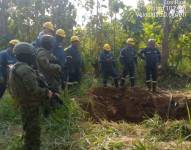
82, 87, 191, 122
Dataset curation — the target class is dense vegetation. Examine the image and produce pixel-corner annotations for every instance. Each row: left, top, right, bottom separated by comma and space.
0, 77, 191, 149
0, 0, 191, 73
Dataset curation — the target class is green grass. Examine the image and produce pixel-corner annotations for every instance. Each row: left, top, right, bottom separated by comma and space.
0, 76, 191, 149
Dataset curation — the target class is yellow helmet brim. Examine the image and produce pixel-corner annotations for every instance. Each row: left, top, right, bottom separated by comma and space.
9, 40, 20, 46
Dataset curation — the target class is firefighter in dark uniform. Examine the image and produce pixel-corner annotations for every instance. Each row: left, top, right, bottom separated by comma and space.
99, 43, 119, 88
0, 39, 19, 98
54, 29, 66, 67
64, 36, 83, 83
120, 38, 137, 87
33, 22, 55, 48
36, 35, 62, 93
140, 39, 161, 92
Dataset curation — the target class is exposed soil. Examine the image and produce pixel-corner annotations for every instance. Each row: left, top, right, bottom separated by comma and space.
82, 87, 191, 122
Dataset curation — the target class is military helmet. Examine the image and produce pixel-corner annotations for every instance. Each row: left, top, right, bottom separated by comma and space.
14, 42, 35, 57
14, 42, 36, 65
40, 34, 55, 51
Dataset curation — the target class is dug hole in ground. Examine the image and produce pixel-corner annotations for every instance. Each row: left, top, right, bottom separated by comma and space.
80, 87, 191, 122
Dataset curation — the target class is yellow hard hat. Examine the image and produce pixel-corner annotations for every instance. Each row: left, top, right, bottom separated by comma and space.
56, 29, 66, 38
126, 38, 135, 45
103, 44, 111, 51
71, 36, 80, 42
43, 22, 54, 31
9, 39, 20, 46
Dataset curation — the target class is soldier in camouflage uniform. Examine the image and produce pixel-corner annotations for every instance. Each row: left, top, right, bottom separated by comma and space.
9, 42, 52, 150
36, 35, 62, 93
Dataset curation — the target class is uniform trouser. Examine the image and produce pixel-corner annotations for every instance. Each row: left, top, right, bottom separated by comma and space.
64, 67, 81, 83
145, 65, 157, 83
121, 64, 135, 86
102, 69, 118, 86
21, 106, 40, 150
71, 68, 81, 82
0, 83, 6, 98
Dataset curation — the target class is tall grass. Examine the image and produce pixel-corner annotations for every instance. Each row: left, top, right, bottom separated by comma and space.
186, 101, 191, 125
1, 76, 191, 149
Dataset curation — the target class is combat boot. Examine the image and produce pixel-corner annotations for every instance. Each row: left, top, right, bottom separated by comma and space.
120, 78, 125, 87
146, 81, 151, 91
114, 79, 119, 88
152, 82, 157, 93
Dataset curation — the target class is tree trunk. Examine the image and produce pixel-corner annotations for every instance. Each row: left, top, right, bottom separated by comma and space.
161, 16, 170, 69
0, 0, 9, 44
113, 13, 116, 56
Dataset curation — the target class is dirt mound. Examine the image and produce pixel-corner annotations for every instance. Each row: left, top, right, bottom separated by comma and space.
82, 87, 191, 122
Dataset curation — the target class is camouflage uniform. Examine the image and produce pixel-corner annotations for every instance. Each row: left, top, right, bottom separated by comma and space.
9, 61, 49, 150
36, 48, 61, 92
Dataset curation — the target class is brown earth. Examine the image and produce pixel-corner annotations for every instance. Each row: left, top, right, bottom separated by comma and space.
81, 87, 191, 122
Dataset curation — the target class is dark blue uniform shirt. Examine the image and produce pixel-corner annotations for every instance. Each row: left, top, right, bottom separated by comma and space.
120, 45, 137, 66
0, 47, 17, 82
99, 50, 116, 72
53, 38, 66, 67
140, 47, 161, 67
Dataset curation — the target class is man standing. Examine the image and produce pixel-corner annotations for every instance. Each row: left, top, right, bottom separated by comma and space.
33, 22, 55, 48
36, 35, 62, 93
0, 39, 19, 98
64, 36, 82, 83
54, 29, 66, 88
9, 42, 52, 150
120, 38, 137, 87
54, 29, 66, 67
99, 44, 119, 88
140, 39, 161, 92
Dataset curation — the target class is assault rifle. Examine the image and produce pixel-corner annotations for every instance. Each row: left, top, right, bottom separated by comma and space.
36, 71, 63, 116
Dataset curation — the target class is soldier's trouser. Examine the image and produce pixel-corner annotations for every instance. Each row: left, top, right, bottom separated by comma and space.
0, 83, 6, 99
102, 69, 118, 87
121, 64, 135, 87
21, 106, 40, 150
